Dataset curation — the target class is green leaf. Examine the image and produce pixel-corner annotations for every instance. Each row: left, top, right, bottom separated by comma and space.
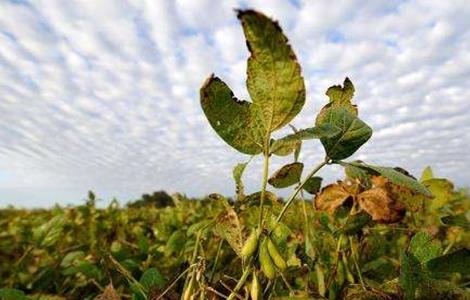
420, 166, 434, 182
303, 176, 322, 194
238, 9, 305, 132
441, 214, 470, 229
346, 162, 432, 197
316, 107, 372, 160
324, 77, 358, 115
409, 232, 442, 264
140, 268, 165, 291
200, 76, 264, 154
399, 252, 421, 300
336, 212, 372, 236
268, 162, 304, 188
233, 161, 249, 200
0, 289, 29, 300
426, 248, 470, 275
276, 123, 342, 143
32, 215, 66, 248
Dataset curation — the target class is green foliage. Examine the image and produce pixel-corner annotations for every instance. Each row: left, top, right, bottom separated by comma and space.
2, 8, 470, 300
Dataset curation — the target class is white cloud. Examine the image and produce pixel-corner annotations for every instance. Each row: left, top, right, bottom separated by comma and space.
0, 0, 469, 207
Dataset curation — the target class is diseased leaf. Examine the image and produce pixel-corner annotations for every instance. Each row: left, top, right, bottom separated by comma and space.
270, 139, 300, 157
357, 187, 405, 223
238, 9, 305, 132
268, 162, 304, 188
316, 107, 372, 160
214, 207, 243, 256
346, 162, 432, 197
314, 183, 351, 214
200, 76, 264, 154
420, 166, 434, 182
244, 191, 279, 206
324, 77, 358, 115
426, 249, 470, 275
233, 162, 249, 201
409, 232, 442, 264
370, 176, 425, 212
441, 214, 470, 229
303, 176, 323, 194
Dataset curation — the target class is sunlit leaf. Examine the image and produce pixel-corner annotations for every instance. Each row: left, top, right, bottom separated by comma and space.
239, 9, 305, 132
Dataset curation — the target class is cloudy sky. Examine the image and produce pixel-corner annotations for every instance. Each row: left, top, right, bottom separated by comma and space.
1, 0, 469, 207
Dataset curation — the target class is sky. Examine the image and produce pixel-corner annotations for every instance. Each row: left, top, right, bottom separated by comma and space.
1, 0, 470, 207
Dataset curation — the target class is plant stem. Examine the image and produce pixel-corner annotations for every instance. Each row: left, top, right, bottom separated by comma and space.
273, 159, 328, 226
226, 259, 252, 300
258, 140, 271, 229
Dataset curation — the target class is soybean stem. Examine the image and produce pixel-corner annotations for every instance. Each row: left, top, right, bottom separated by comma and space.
273, 159, 328, 226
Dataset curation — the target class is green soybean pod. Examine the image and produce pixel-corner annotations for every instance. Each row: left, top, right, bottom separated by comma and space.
336, 260, 345, 286
342, 254, 355, 284
250, 271, 260, 300
267, 237, 287, 270
241, 230, 258, 258
259, 239, 276, 280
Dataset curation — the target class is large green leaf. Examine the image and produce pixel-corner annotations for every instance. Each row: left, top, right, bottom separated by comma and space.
426, 248, 470, 275
200, 76, 264, 154
409, 232, 442, 264
346, 162, 432, 197
239, 10, 305, 132
268, 162, 304, 188
200, 10, 306, 154
316, 107, 372, 159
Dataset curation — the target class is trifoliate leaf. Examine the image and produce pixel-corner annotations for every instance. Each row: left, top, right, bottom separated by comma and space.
268, 162, 304, 188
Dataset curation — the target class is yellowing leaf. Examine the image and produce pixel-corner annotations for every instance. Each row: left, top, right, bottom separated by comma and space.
324, 77, 358, 115
268, 162, 304, 188
357, 187, 405, 223
314, 183, 351, 214
422, 178, 454, 210
239, 10, 305, 132
420, 166, 434, 182
213, 207, 243, 256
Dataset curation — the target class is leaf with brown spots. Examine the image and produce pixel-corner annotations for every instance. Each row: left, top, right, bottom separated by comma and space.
314, 183, 352, 214
268, 162, 304, 188
357, 187, 405, 223
214, 207, 243, 256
